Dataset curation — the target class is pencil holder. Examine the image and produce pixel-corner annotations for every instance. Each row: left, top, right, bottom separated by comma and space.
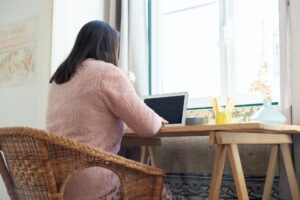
216, 111, 232, 125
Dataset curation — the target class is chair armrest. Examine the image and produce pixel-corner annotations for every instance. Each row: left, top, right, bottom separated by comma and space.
0, 151, 17, 200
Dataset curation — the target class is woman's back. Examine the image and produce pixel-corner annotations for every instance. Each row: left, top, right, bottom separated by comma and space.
47, 59, 124, 153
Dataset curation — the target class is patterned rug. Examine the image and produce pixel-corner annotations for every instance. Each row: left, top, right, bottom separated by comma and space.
165, 173, 279, 200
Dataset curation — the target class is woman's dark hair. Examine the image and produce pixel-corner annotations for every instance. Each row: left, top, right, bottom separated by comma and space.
50, 20, 119, 84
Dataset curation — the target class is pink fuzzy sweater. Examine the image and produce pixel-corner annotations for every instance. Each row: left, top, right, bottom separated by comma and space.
46, 59, 162, 199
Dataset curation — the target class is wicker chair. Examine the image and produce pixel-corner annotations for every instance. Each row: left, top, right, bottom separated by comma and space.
0, 127, 165, 200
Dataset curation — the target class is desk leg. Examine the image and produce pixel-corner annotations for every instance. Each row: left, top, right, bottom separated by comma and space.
140, 146, 157, 167
148, 146, 157, 167
262, 145, 278, 200
227, 144, 249, 200
140, 146, 148, 164
209, 144, 227, 200
280, 144, 300, 200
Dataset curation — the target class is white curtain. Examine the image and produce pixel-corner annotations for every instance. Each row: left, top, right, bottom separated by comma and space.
52, 0, 103, 73
103, 0, 121, 31
279, 0, 291, 198
279, 0, 292, 124
119, 0, 149, 96
103, 0, 149, 96
289, 0, 300, 198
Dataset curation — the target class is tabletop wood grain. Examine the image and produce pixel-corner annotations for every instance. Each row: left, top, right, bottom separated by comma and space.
124, 123, 300, 137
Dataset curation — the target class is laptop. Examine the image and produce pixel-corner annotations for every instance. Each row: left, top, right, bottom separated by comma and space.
143, 92, 188, 126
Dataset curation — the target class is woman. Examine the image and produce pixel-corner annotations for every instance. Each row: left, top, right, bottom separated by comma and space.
46, 20, 168, 199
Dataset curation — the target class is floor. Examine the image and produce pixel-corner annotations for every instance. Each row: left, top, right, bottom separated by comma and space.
166, 173, 279, 200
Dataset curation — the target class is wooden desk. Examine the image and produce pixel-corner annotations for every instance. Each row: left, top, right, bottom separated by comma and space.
124, 123, 300, 200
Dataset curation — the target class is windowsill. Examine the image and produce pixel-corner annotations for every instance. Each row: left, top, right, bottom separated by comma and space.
188, 102, 279, 110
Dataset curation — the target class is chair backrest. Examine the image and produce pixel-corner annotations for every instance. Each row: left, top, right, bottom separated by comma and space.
0, 127, 165, 200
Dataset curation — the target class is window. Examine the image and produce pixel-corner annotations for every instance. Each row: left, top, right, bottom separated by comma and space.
150, 0, 280, 108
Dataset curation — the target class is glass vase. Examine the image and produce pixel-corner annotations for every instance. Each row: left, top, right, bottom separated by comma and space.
250, 102, 287, 125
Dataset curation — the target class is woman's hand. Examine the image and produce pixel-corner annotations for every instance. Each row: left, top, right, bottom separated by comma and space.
161, 118, 169, 126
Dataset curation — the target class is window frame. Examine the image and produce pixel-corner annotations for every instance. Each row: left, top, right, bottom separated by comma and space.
149, 0, 284, 108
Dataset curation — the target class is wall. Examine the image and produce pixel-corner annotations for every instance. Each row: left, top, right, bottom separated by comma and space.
0, 0, 52, 128
0, 0, 53, 199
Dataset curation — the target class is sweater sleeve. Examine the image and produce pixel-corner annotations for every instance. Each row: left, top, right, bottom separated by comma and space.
100, 66, 162, 136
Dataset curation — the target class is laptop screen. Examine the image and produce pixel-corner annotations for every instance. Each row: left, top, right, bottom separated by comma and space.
144, 93, 187, 125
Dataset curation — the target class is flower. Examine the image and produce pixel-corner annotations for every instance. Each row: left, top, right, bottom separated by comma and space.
249, 62, 272, 102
